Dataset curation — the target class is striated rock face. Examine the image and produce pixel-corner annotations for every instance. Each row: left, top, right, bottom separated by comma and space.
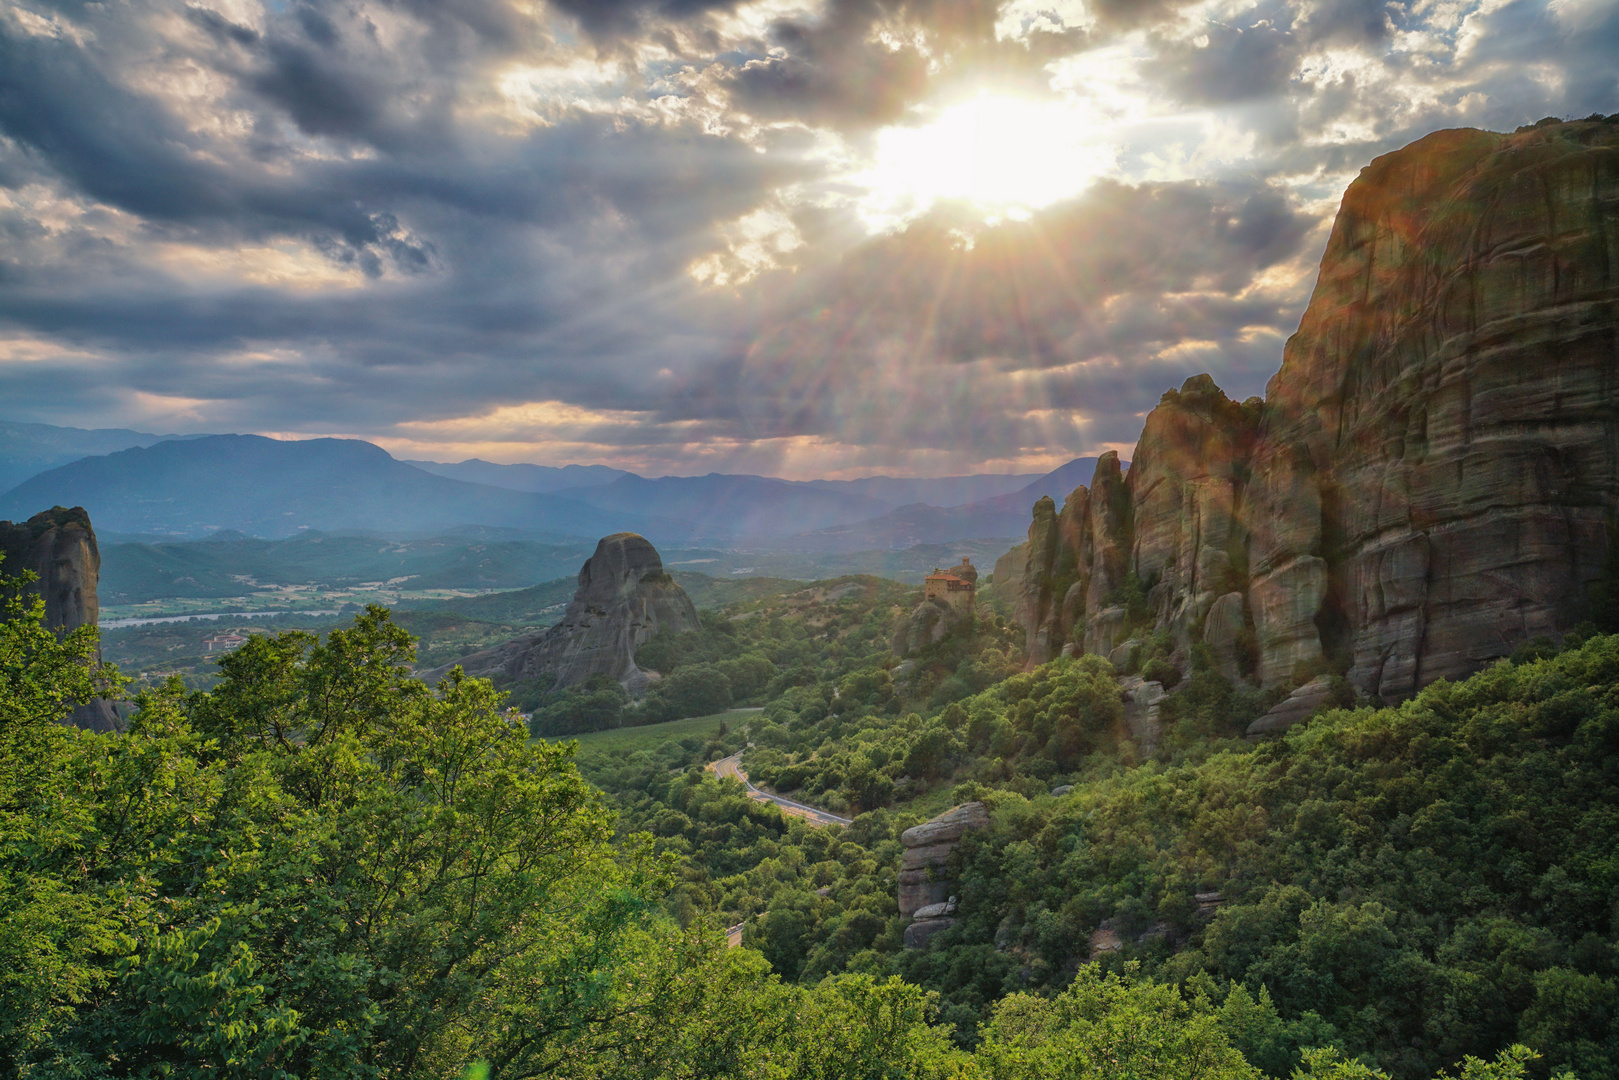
1082, 453, 1131, 653
434, 533, 699, 694
1001, 118, 1619, 709
898, 801, 989, 919
1126, 376, 1260, 663
1017, 497, 1061, 665
1, 505, 101, 634
0, 506, 120, 732
1250, 121, 1619, 699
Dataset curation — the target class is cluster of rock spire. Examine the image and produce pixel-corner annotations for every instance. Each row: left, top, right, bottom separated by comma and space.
1000, 118, 1619, 701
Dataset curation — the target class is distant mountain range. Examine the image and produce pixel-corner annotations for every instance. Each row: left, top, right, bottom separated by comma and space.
404, 459, 630, 493
0, 435, 648, 541
771, 458, 1105, 553
556, 473, 894, 539
0, 420, 1115, 549
0, 419, 209, 494
803, 470, 1056, 508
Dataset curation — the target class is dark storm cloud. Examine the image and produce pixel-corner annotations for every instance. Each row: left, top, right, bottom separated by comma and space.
1460, 0, 1619, 114
1157, 14, 1298, 105
722, 0, 1092, 132
0, 0, 807, 440
1294, 0, 1395, 45
1150, 0, 1399, 110
546, 0, 740, 41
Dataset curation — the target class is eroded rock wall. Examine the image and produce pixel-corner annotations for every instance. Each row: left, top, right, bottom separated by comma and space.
1003, 118, 1619, 702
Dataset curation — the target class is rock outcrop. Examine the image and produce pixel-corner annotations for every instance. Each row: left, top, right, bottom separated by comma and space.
0, 505, 120, 731
898, 801, 989, 947
1245, 675, 1336, 739
435, 533, 699, 694
1002, 118, 1619, 711
892, 596, 968, 657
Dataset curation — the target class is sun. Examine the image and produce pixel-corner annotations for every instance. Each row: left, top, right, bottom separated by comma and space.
855, 91, 1116, 230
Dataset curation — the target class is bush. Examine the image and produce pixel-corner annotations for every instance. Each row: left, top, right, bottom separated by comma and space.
1142, 656, 1181, 689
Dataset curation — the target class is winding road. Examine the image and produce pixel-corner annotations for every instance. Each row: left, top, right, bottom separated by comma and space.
709, 753, 853, 827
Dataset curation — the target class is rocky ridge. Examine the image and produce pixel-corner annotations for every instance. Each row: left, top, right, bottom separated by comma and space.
431, 532, 699, 694
1003, 118, 1619, 726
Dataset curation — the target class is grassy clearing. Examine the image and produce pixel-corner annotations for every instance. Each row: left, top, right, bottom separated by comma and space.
553, 709, 759, 764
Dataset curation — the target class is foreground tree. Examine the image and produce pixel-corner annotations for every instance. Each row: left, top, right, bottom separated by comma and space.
0, 604, 714, 1078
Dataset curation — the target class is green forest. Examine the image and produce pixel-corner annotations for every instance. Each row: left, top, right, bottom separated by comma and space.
3, 554, 1616, 1079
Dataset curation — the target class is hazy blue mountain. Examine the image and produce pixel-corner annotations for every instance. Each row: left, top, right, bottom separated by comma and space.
804, 471, 1043, 508
404, 459, 629, 493
0, 435, 650, 540
558, 473, 895, 540
771, 457, 1107, 552
100, 532, 596, 604
0, 419, 209, 494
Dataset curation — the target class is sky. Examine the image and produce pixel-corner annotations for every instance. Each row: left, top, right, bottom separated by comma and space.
0, 0, 1615, 479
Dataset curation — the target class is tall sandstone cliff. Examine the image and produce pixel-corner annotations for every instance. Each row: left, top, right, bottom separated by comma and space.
0, 505, 121, 731
434, 532, 700, 694
1007, 118, 1619, 702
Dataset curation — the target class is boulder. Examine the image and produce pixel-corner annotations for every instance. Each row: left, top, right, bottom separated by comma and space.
429, 533, 698, 695
1250, 121, 1619, 698
992, 542, 1027, 609
1201, 591, 1249, 683
903, 918, 955, 949
1125, 376, 1258, 651
1083, 454, 1131, 620
1106, 636, 1139, 670
1086, 606, 1130, 658
1118, 676, 1166, 753
1088, 921, 1123, 956
1245, 675, 1335, 739
898, 802, 989, 916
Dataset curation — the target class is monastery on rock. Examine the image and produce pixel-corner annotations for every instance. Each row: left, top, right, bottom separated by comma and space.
924, 557, 978, 616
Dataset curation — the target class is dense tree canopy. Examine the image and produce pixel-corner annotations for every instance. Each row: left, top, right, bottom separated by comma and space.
2, 562, 1614, 1079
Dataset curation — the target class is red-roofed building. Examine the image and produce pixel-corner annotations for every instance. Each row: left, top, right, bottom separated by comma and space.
924, 557, 978, 617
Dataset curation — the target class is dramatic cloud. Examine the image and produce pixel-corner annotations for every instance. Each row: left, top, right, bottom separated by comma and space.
0, 0, 1614, 477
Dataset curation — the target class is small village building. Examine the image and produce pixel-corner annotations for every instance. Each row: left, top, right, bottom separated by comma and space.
203, 632, 250, 653
924, 558, 978, 616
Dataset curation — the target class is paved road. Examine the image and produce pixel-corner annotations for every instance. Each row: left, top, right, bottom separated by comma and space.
710, 753, 852, 827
